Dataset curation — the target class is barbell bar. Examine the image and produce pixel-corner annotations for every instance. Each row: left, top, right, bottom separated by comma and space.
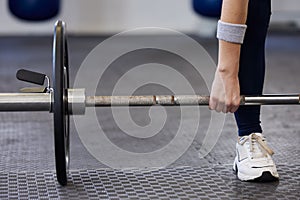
1, 92, 299, 112
1, 20, 299, 186
85, 94, 300, 106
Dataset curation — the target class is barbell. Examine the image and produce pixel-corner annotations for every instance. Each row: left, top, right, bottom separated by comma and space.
1, 20, 299, 186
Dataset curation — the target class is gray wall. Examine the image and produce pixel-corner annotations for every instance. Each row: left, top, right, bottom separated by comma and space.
0, 0, 299, 35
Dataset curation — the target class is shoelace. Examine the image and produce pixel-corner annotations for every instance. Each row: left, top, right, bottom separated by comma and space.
239, 133, 274, 157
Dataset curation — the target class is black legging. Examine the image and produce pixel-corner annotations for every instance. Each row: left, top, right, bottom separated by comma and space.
234, 0, 271, 136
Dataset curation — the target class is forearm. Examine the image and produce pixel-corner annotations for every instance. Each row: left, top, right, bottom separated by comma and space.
218, 0, 249, 77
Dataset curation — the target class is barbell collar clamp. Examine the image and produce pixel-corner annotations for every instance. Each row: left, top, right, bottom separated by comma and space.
67, 88, 86, 115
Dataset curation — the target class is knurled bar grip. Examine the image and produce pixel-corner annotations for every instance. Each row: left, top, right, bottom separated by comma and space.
85, 95, 210, 106
85, 94, 300, 106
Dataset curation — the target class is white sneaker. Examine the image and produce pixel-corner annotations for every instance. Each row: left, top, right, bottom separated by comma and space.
233, 133, 279, 181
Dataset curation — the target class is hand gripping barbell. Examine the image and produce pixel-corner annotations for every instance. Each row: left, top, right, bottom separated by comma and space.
2, 20, 300, 186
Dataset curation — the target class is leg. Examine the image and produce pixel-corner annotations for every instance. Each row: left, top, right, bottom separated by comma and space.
234, 0, 272, 136
232, 0, 278, 182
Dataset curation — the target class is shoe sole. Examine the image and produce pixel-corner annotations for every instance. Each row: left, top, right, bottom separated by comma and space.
234, 164, 279, 182
250, 171, 279, 182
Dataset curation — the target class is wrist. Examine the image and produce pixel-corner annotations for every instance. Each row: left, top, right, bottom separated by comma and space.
217, 40, 241, 77
217, 65, 239, 78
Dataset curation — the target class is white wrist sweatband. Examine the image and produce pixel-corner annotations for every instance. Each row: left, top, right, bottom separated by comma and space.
216, 20, 247, 44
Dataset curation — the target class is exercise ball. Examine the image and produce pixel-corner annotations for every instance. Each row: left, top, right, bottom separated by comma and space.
193, 0, 222, 18
8, 0, 60, 21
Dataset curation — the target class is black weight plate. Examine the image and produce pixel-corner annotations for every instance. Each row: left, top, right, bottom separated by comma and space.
52, 20, 70, 186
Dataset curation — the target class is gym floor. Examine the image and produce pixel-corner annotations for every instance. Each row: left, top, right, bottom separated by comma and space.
0, 31, 299, 199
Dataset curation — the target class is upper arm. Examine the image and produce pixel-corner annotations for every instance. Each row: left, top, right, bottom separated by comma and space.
221, 0, 249, 24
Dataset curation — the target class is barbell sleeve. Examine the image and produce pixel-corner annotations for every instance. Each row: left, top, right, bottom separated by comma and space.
0, 93, 51, 111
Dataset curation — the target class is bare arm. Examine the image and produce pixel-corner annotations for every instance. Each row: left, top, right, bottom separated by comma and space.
209, 0, 249, 113
218, 0, 249, 76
